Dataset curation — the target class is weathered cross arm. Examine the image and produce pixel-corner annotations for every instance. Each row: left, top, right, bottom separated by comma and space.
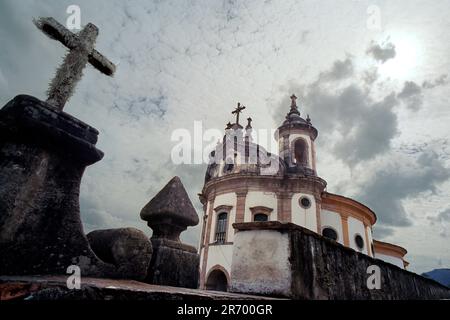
33, 17, 116, 76
33, 17, 116, 110
89, 50, 115, 76
232, 102, 246, 125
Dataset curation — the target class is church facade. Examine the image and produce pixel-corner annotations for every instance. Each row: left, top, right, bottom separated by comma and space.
198, 95, 408, 291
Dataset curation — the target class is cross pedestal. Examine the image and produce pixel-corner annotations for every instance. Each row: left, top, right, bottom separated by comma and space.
0, 95, 115, 276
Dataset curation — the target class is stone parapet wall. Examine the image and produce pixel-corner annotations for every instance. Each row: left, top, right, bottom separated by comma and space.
230, 222, 450, 300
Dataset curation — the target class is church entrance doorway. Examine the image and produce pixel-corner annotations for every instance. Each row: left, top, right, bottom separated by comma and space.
205, 269, 228, 291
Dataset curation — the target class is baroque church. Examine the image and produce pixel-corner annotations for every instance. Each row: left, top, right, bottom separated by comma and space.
198, 95, 408, 291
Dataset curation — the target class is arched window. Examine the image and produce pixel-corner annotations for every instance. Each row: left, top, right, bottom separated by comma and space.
215, 212, 228, 244
253, 213, 268, 222
294, 138, 308, 166
223, 157, 234, 173
249, 206, 273, 222
322, 227, 338, 241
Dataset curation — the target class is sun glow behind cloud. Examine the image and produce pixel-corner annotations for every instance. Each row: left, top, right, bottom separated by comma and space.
378, 33, 423, 79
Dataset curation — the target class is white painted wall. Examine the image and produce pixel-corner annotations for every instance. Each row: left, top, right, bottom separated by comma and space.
291, 193, 317, 232
288, 133, 313, 169
348, 217, 368, 254
244, 191, 277, 222
375, 253, 404, 269
206, 244, 234, 277
230, 230, 291, 296
320, 210, 344, 244
209, 192, 237, 243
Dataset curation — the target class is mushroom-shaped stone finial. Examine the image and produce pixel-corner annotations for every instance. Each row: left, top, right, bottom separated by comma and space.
140, 176, 199, 241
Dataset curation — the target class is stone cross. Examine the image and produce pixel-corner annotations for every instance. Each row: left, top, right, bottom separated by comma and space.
290, 94, 297, 107
232, 102, 246, 125
34, 17, 116, 110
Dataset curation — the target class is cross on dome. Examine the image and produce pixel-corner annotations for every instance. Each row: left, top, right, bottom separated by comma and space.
232, 102, 246, 125
290, 94, 297, 107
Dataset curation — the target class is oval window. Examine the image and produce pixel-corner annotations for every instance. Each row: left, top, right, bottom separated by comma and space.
322, 227, 338, 241
299, 196, 311, 209
355, 234, 364, 250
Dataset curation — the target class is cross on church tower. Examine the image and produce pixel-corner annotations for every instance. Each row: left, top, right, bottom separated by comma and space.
288, 93, 300, 116
34, 17, 116, 110
232, 102, 246, 125
290, 94, 297, 107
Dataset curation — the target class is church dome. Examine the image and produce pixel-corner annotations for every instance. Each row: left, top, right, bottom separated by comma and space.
204, 137, 286, 184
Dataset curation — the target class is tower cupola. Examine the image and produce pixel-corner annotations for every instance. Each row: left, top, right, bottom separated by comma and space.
275, 94, 318, 175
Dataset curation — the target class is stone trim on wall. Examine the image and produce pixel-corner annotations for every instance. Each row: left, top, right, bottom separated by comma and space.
311, 139, 317, 172
214, 205, 233, 213
315, 198, 322, 233
199, 198, 215, 289
276, 193, 293, 222
234, 191, 247, 227
321, 192, 377, 226
249, 206, 273, 221
373, 239, 407, 259
275, 125, 318, 142
340, 214, 350, 246
363, 223, 372, 256
202, 174, 326, 204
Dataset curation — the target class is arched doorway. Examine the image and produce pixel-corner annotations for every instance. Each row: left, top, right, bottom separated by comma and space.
205, 269, 228, 291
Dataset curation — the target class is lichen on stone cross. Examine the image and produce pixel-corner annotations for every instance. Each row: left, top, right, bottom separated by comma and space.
33, 17, 116, 110
232, 102, 246, 125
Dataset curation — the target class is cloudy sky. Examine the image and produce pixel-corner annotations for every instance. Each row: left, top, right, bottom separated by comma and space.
1, 0, 449, 274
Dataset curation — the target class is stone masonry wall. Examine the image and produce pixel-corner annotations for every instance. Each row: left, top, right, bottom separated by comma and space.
231, 222, 450, 300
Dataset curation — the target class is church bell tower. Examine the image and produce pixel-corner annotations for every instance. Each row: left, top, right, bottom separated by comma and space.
275, 94, 318, 176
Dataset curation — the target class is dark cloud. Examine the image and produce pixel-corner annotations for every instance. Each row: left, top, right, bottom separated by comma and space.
427, 207, 450, 238
333, 92, 398, 164
274, 50, 450, 245
397, 76, 449, 111
80, 196, 129, 233
151, 159, 207, 245
362, 68, 379, 85
319, 56, 354, 81
356, 151, 450, 229
283, 80, 400, 166
422, 74, 448, 89
366, 41, 396, 63
398, 81, 421, 99
397, 81, 423, 111
435, 208, 450, 223
372, 225, 395, 238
